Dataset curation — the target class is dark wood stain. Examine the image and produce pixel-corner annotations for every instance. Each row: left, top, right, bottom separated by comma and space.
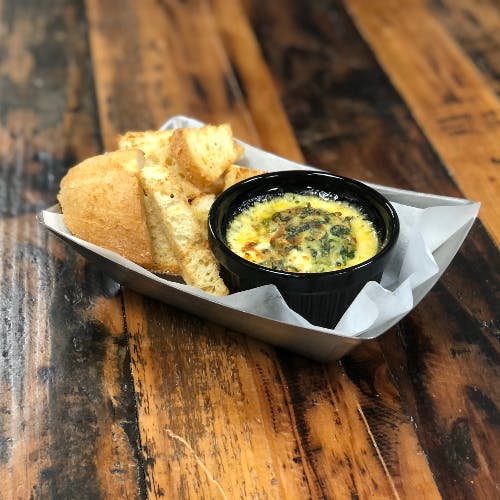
0, 0, 144, 497
223, 73, 238, 108
251, 0, 499, 497
275, 350, 344, 497
441, 418, 479, 472
429, 0, 500, 97
1, 0, 499, 497
380, 274, 498, 498
228, 59, 248, 102
465, 386, 500, 428
253, 0, 460, 194
191, 74, 208, 101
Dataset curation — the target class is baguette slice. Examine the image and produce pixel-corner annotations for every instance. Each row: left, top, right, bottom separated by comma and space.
57, 150, 155, 268
169, 124, 243, 189
139, 166, 228, 296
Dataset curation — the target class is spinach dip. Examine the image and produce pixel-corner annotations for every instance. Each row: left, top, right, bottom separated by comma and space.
226, 193, 379, 273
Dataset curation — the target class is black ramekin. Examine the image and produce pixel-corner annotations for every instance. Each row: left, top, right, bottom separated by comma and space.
208, 170, 399, 328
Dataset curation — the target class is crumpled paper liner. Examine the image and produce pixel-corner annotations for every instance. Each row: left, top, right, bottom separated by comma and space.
38, 116, 479, 361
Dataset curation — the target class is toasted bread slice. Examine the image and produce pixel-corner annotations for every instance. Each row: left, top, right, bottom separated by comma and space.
57, 150, 155, 268
142, 196, 181, 275
190, 193, 216, 237
118, 129, 202, 200
139, 166, 228, 296
118, 130, 174, 166
223, 165, 265, 190
170, 169, 203, 201
169, 124, 243, 189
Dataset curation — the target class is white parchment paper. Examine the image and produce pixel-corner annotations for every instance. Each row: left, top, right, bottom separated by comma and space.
39, 116, 479, 359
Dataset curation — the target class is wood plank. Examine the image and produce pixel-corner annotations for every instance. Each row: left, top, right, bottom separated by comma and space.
211, 0, 303, 161
378, 246, 500, 499
338, 345, 442, 500
429, 0, 500, 98
85, 0, 260, 148
124, 294, 313, 499
86, 0, 418, 497
345, 0, 500, 245
7, 0, 498, 498
246, 2, 453, 496
246, 0, 458, 194
0, 1, 143, 498
248, 0, 499, 497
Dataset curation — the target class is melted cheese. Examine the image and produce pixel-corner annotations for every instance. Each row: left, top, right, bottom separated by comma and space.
226, 193, 378, 273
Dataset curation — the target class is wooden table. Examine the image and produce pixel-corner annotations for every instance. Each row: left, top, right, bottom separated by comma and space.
1, 1, 498, 498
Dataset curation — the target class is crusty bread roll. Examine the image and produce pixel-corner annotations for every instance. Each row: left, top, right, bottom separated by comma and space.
57, 150, 155, 268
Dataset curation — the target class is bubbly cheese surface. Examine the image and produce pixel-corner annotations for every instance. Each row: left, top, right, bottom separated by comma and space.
226, 193, 379, 273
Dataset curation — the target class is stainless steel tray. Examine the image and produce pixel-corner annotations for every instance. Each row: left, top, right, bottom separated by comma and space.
38, 116, 479, 361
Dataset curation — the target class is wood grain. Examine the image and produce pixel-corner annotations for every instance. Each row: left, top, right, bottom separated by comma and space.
1, 0, 498, 498
85, 0, 259, 148
248, 0, 499, 497
211, 0, 303, 161
377, 204, 499, 499
125, 294, 311, 499
86, 0, 425, 497
429, 0, 500, 98
0, 1, 143, 497
345, 0, 500, 245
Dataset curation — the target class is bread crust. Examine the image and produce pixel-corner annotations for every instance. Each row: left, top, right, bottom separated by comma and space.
57, 150, 155, 268
223, 165, 264, 190
169, 124, 243, 189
